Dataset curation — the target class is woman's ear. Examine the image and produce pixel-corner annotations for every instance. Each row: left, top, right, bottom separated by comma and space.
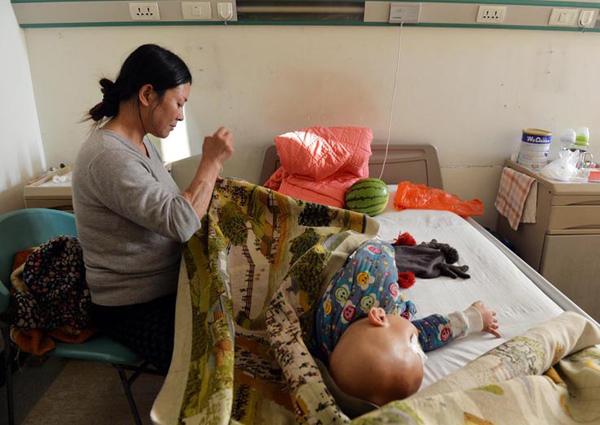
138, 84, 154, 107
368, 307, 387, 327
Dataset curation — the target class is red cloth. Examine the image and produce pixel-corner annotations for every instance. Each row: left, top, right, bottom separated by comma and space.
265, 126, 372, 208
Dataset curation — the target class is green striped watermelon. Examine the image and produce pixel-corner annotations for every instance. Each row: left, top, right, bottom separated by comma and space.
345, 178, 389, 216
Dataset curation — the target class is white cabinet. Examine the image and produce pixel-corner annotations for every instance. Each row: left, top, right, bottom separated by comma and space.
497, 160, 600, 320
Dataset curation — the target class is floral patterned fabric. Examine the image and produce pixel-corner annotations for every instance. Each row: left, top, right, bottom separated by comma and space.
151, 178, 600, 425
13, 235, 90, 331
354, 312, 600, 425
9, 235, 94, 355
151, 179, 379, 425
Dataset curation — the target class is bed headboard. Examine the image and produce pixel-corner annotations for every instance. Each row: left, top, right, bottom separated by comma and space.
259, 144, 443, 189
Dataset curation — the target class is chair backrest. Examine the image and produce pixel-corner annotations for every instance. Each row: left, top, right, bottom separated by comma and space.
0, 208, 77, 312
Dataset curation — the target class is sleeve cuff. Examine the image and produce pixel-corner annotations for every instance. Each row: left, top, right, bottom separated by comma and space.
464, 305, 484, 334
446, 306, 483, 339
447, 311, 469, 339
178, 195, 202, 241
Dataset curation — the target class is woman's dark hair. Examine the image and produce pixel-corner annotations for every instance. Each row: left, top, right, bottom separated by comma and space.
87, 44, 192, 124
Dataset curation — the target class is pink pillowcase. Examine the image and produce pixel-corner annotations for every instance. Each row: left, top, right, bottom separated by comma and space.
275, 127, 352, 180
266, 126, 373, 208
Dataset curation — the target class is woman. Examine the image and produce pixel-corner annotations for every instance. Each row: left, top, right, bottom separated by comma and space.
72, 44, 233, 373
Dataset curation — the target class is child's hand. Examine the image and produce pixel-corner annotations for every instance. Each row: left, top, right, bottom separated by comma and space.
471, 301, 501, 338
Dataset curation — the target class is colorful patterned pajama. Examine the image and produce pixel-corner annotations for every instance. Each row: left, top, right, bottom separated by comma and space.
314, 239, 456, 362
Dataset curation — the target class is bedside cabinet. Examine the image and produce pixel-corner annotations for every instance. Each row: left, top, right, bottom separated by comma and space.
23, 166, 73, 212
497, 160, 600, 321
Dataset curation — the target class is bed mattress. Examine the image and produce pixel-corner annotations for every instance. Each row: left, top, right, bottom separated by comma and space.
374, 203, 564, 389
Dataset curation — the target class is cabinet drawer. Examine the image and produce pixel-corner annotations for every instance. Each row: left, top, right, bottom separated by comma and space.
540, 234, 600, 321
552, 195, 600, 206
548, 205, 600, 233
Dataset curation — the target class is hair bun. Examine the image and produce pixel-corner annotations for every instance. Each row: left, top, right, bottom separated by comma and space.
100, 78, 119, 114
99, 78, 115, 94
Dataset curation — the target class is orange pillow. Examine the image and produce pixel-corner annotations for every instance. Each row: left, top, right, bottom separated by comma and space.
275, 126, 352, 180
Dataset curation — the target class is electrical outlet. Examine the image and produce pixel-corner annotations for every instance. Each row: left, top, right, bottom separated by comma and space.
389, 3, 421, 24
129, 3, 160, 21
476, 6, 506, 24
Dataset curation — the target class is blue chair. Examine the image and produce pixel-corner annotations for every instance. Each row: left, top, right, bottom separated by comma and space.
0, 209, 153, 425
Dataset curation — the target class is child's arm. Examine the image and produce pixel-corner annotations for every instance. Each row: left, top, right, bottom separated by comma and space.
412, 301, 500, 352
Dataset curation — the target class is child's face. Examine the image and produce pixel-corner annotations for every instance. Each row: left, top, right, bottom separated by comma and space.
328, 311, 425, 406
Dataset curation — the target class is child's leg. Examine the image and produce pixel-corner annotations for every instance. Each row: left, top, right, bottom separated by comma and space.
411, 314, 454, 352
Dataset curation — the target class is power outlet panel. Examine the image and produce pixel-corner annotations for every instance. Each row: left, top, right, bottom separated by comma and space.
129, 2, 160, 20
389, 3, 421, 24
476, 5, 506, 24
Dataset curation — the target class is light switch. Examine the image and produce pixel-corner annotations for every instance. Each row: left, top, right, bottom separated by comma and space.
181, 2, 211, 20
549, 8, 578, 26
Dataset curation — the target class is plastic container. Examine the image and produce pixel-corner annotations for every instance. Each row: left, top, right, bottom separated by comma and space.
560, 129, 576, 151
518, 128, 552, 171
574, 127, 590, 151
573, 127, 593, 169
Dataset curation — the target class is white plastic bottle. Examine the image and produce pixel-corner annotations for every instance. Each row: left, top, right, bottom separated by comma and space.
560, 129, 576, 151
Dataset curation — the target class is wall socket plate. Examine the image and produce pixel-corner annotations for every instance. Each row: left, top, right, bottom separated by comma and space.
182, 2, 212, 20
476, 5, 506, 24
129, 2, 160, 20
549, 8, 578, 26
389, 3, 421, 24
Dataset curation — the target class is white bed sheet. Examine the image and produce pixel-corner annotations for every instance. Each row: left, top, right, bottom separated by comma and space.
373, 206, 564, 389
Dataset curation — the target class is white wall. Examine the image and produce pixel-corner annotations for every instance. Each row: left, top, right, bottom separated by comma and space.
23, 25, 600, 228
0, 0, 46, 214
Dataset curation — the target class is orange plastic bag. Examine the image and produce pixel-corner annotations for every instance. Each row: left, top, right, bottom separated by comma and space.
393, 181, 484, 218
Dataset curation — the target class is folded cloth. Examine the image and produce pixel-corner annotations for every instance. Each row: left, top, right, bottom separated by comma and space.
521, 178, 538, 224
9, 235, 96, 355
495, 167, 537, 230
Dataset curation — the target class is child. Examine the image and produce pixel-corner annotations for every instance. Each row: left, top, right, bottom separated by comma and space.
314, 239, 500, 407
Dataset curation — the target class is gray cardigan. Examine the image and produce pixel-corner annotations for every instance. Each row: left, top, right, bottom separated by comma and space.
72, 130, 201, 306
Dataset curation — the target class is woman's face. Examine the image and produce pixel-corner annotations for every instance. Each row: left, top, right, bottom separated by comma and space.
148, 83, 191, 138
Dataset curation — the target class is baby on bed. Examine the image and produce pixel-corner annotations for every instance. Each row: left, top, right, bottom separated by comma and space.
313, 239, 501, 408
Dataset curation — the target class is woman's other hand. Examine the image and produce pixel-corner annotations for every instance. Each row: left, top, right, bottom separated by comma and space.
184, 127, 233, 220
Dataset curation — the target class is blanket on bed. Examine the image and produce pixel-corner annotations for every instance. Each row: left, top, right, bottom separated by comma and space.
354, 311, 600, 425
151, 178, 379, 425
152, 178, 600, 425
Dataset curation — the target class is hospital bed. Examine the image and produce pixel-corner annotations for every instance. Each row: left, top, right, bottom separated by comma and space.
257, 143, 596, 388
157, 143, 598, 423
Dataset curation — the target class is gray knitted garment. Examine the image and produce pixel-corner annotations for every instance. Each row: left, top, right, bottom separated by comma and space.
72, 130, 201, 306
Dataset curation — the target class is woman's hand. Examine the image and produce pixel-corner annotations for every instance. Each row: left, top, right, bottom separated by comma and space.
202, 126, 234, 167
471, 301, 501, 338
183, 127, 234, 220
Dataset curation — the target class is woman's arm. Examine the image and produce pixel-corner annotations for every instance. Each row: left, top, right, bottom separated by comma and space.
182, 127, 234, 218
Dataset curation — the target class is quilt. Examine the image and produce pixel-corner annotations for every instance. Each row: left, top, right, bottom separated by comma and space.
152, 178, 600, 425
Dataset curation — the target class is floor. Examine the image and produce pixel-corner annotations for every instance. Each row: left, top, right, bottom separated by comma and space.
1, 357, 164, 425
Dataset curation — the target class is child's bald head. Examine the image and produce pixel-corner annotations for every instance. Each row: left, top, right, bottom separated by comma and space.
328, 308, 425, 406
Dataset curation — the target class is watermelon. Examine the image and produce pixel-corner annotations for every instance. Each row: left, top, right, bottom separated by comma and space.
345, 178, 389, 216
